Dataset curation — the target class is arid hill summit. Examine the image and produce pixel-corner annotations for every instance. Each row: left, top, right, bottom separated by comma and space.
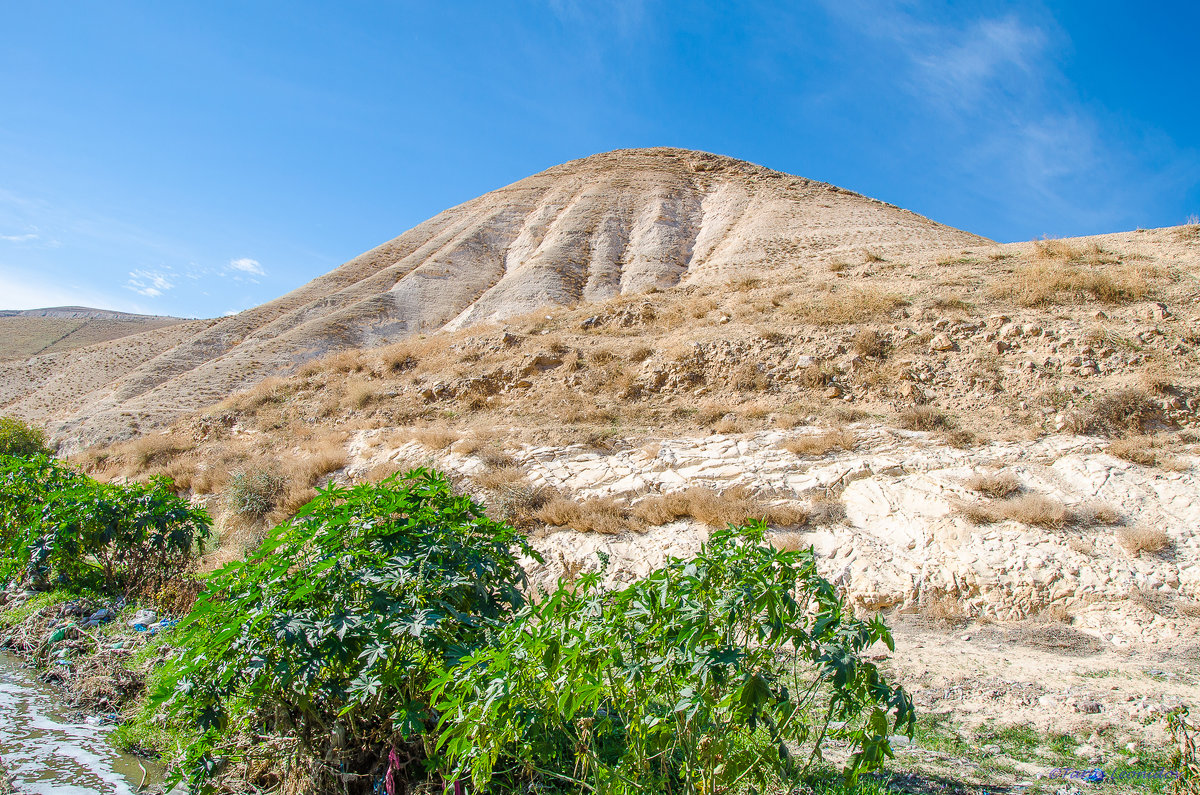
0, 148, 988, 447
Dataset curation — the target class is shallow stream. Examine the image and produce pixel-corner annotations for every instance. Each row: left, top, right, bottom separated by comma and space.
0, 651, 163, 794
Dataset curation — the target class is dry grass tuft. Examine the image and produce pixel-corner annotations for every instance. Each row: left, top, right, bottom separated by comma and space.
535, 496, 640, 535
1116, 525, 1171, 555
286, 439, 348, 489
1068, 388, 1159, 437
1106, 434, 1180, 468
965, 470, 1021, 499
769, 531, 810, 552
897, 405, 954, 431
474, 465, 527, 491
781, 429, 857, 457
993, 257, 1151, 307
730, 362, 768, 392
116, 432, 193, 473
344, 379, 379, 409
1173, 216, 1199, 241
852, 328, 887, 359
632, 486, 807, 529
1072, 501, 1122, 527
918, 594, 968, 627
488, 483, 553, 529
796, 364, 832, 389
790, 287, 907, 325
806, 496, 847, 526
997, 495, 1069, 528
412, 427, 458, 451
959, 494, 1120, 529
224, 376, 293, 413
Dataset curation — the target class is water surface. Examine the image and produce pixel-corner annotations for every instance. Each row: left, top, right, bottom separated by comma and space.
0, 651, 161, 794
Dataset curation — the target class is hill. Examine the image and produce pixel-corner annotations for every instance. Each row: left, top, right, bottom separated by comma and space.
0, 148, 988, 448
0, 306, 187, 362
5, 149, 1200, 778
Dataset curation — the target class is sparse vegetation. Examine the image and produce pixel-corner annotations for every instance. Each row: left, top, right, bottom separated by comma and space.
1068, 388, 1160, 436
782, 428, 857, 457
853, 328, 888, 359
958, 494, 1121, 530
632, 485, 808, 528
965, 470, 1021, 499
1107, 434, 1180, 468
790, 286, 908, 324
224, 467, 287, 521
898, 405, 954, 431
1116, 524, 1171, 555
0, 416, 49, 457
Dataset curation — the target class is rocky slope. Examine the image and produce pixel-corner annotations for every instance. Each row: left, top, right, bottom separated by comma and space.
0, 148, 987, 449
42, 156, 1199, 764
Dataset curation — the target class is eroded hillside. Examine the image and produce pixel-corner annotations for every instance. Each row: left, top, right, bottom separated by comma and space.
33, 159, 1200, 773
0, 148, 987, 449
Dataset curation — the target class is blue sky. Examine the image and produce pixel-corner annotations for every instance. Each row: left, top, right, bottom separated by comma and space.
0, 1, 1196, 318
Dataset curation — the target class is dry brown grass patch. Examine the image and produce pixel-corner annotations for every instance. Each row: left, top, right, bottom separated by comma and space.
730, 362, 768, 392
897, 405, 954, 431
412, 427, 458, 450
1116, 525, 1171, 555
769, 531, 809, 552
1175, 217, 1200, 241
965, 470, 1021, 499
344, 379, 379, 409
588, 348, 617, 365
918, 594, 968, 627
959, 494, 1120, 529
1067, 388, 1159, 436
224, 376, 294, 413
852, 328, 887, 359
712, 415, 745, 435
285, 438, 348, 489
632, 486, 807, 529
796, 364, 832, 389
535, 496, 640, 535
789, 287, 907, 325
997, 495, 1069, 528
475, 465, 527, 491
490, 484, 553, 529
781, 429, 856, 457
993, 260, 1151, 307
115, 432, 194, 473
628, 345, 654, 362
1106, 435, 1177, 467
806, 496, 846, 526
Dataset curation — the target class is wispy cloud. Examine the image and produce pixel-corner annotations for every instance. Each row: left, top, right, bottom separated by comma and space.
0, 232, 39, 243
816, 1, 1195, 235
546, 0, 646, 36
228, 257, 265, 277
910, 16, 1046, 109
125, 269, 175, 298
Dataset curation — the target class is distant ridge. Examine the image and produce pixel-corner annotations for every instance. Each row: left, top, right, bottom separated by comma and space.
0, 306, 188, 364
0, 306, 189, 321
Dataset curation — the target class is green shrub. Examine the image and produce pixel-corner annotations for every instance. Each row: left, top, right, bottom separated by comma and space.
432, 521, 914, 794
152, 471, 912, 794
156, 468, 535, 790
0, 416, 49, 457
0, 454, 210, 594
224, 467, 286, 519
